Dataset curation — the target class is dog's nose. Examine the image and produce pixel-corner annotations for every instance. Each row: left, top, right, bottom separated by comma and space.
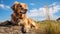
20, 5, 22, 7
20, 12, 22, 13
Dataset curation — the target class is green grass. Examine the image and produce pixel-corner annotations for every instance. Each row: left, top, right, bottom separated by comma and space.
36, 20, 60, 34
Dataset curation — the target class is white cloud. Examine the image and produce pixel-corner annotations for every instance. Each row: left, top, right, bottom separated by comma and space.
0, 4, 10, 9
49, 2, 60, 20
0, 4, 5, 8
27, 2, 60, 21
30, 3, 35, 6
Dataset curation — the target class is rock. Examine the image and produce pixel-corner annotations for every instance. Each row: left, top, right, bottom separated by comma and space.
0, 25, 41, 34
0, 21, 41, 34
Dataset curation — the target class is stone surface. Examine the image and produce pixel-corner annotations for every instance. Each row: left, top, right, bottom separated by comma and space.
0, 25, 40, 34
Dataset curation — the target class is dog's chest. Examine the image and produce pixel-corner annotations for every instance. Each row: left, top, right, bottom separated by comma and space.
18, 19, 24, 25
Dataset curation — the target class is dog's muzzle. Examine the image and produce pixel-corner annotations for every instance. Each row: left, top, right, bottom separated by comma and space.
20, 7, 27, 14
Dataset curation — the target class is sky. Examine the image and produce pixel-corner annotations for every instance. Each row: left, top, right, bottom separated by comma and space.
0, 0, 60, 22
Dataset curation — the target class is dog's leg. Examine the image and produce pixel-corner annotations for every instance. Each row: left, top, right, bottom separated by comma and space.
23, 24, 30, 33
28, 18, 38, 29
23, 18, 30, 33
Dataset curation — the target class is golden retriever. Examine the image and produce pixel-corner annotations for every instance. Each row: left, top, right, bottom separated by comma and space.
11, 2, 37, 33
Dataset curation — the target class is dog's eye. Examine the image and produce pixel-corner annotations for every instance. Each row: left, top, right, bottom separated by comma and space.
20, 5, 22, 7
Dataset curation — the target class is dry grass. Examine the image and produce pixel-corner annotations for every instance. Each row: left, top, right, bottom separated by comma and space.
36, 20, 60, 34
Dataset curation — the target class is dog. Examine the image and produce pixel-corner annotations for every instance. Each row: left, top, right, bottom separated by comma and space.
11, 2, 37, 33
11, 2, 27, 25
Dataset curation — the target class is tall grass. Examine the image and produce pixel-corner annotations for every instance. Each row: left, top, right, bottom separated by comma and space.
36, 20, 60, 34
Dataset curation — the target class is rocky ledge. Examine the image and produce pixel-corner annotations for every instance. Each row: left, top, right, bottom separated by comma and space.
0, 21, 41, 34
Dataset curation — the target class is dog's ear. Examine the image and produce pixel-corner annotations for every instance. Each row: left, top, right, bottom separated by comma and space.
11, 4, 17, 11
11, 2, 20, 11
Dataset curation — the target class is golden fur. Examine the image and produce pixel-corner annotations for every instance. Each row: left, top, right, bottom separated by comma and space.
11, 2, 37, 32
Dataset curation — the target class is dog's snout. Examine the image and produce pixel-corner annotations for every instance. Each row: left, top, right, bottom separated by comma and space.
20, 12, 22, 13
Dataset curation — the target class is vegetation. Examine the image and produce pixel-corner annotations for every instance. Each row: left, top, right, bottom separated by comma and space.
36, 20, 60, 34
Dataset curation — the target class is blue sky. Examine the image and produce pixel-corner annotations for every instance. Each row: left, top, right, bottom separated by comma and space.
0, 0, 60, 22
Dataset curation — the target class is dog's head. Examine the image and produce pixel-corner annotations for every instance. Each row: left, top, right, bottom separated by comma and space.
11, 2, 28, 14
